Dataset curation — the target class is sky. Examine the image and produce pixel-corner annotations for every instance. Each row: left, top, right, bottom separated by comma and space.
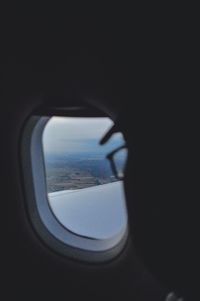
42, 117, 125, 155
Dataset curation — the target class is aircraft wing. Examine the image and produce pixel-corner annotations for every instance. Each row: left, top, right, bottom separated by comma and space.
48, 181, 127, 240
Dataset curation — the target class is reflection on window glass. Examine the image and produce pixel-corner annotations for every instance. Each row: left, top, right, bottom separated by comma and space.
112, 148, 128, 179
42, 117, 128, 240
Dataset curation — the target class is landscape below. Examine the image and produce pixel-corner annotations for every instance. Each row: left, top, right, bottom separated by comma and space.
45, 153, 119, 193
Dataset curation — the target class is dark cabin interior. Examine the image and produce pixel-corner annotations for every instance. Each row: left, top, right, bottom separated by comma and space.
1, 27, 198, 300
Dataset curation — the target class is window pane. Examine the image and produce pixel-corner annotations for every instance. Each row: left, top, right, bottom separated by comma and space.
42, 117, 128, 240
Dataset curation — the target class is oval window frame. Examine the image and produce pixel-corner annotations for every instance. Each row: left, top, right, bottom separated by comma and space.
21, 110, 129, 262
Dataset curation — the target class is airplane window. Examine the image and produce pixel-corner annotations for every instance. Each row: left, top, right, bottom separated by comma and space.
42, 117, 128, 241
22, 113, 128, 261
